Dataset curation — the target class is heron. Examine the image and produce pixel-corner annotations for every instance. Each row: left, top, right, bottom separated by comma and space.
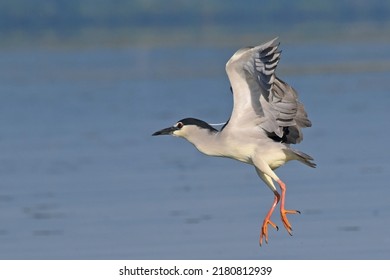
152, 38, 316, 245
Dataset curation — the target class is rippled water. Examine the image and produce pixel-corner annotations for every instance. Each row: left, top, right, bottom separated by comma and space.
0, 40, 389, 259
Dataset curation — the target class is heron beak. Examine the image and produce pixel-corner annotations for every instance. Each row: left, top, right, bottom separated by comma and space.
152, 126, 178, 136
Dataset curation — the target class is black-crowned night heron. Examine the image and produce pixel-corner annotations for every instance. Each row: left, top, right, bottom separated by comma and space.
153, 38, 316, 246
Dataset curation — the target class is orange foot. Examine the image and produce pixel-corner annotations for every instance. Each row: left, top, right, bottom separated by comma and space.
260, 218, 279, 246
259, 192, 280, 246
280, 209, 301, 235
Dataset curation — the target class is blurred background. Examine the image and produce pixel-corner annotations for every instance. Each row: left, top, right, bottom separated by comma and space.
0, 0, 389, 259
1, 0, 390, 47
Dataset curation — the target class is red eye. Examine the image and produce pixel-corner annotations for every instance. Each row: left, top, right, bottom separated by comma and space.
177, 122, 183, 129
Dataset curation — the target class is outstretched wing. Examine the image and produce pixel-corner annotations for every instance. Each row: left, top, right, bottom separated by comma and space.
224, 38, 311, 144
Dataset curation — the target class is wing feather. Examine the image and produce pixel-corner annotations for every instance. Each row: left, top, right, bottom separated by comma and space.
224, 38, 311, 144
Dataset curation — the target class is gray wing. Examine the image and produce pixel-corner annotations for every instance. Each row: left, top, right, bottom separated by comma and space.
225, 38, 311, 144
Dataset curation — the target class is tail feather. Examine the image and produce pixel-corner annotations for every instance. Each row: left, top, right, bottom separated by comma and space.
291, 149, 316, 168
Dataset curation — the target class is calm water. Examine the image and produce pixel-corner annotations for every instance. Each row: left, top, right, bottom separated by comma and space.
0, 41, 389, 259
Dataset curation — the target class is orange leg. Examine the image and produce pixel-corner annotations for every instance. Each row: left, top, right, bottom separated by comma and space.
277, 179, 300, 235
259, 191, 280, 246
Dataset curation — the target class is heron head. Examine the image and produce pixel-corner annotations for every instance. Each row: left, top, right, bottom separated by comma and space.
152, 118, 217, 138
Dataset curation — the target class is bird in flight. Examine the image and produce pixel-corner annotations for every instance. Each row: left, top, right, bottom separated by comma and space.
153, 38, 316, 246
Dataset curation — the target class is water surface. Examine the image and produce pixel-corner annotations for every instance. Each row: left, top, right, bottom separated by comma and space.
0, 41, 389, 259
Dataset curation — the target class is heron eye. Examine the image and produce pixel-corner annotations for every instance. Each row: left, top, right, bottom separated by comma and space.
176, 122, 183, 129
